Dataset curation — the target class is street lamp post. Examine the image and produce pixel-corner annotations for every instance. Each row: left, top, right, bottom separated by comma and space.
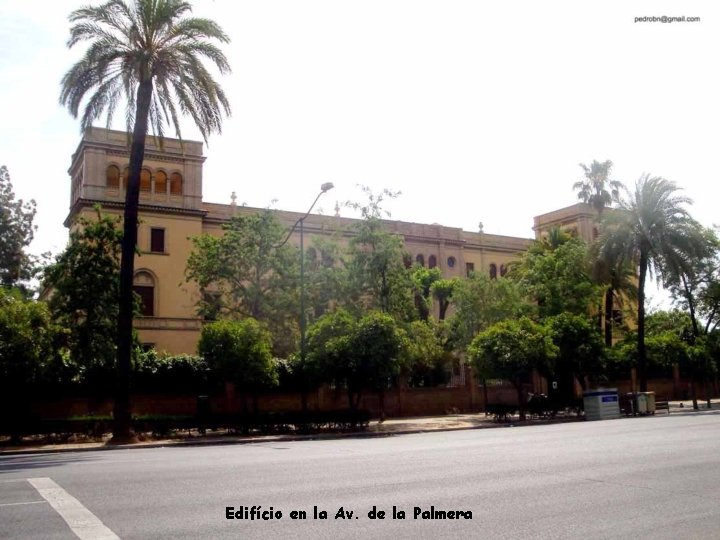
276, 182, 334, 368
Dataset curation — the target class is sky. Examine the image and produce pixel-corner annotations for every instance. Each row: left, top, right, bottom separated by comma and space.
1, 0, 719, 309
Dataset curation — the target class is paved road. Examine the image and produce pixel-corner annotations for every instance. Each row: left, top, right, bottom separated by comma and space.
2, 412, 720, 539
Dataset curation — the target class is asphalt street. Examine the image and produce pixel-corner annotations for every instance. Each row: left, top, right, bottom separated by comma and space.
2, 412, 720, 539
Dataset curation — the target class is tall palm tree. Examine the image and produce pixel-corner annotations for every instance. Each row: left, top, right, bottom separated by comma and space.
573, 160, 626, 344
599, 175, 703, 391
589, 244, 637, 346
60, 0, 231, 441
573, 159, 622, 213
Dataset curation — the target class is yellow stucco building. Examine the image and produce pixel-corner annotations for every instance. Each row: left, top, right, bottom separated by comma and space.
66, 128, 590, 354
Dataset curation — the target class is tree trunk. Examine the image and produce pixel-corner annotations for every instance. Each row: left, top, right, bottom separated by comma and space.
516, 380, 526, 421
604, 287, 614, 347
113, 78, 154, 442
637, 252, 648, 392
482, 379, 489, 413
439, 299, 449, 321
706, 381, 712, 409
347, 386, 354, 410
691, 381, 698, 410
379, 387, 385, 421
241, 391, 249, 434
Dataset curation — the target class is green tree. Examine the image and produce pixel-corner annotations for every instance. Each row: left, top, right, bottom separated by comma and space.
60, 0, 231, 440
411, 266, 441, 321
350, 312, 403, 416
589, 242, 637, 346
547, 313, 605, 402
665, 226, 720, 338
572, 160, 630, 346
515, 235, 599, 319
0, 289, 57, 439
303, 237, 347, 322
468, 317, 557, 420
399, 320, 449, 387
44, 210, 122, 389
599, 175, 705, 391
0, 166, 37, 292
612, 311, 692, 387
345, 187, 414, 320
306, 310, 403, 412
448, 272, 532, 350
431, 278, 457, 321
305, 309, 357, 390
186, 211, 299, 356
197, 319, 276, 417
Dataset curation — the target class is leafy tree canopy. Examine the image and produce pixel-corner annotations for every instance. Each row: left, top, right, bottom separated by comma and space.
399, 320, 449, 387
306, 310, 404, 408
0, 166, 37, 292
43, 209, 123, 387
344, 187, 414, 320
468, 317, 557, 385
515, 236, 599, 319
547, 313, 605, 391
186, 210, 299, 356
197, 318, 276, 392
468, 317, 557, 419
0, 288, 56, 395
448, 271, 533, 350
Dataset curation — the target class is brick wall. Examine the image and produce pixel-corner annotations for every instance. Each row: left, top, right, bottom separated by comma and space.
26, 377, 716, 420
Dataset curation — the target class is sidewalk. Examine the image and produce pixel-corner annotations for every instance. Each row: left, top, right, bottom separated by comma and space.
2, 401, 717, 456
0, 413, 582, 456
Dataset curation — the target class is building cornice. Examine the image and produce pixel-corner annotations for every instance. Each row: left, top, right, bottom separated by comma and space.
64, 198, 207, 227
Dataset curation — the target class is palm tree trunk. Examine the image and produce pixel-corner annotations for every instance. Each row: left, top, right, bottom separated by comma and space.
637, 252, 648, 393
113, 78, 154, 441
604, 287, 614, 347
516, 379, 526, 421
439, 299, 449, 321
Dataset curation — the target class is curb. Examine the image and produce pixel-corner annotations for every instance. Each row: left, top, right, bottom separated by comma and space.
0, 416, 586, 457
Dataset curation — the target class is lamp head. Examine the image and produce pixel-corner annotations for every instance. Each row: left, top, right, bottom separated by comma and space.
320, 182, 334, 193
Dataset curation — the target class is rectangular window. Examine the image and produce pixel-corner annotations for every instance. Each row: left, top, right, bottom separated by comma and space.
133, 286, 154, 316
150, 228, 165, 253
466, 262, 475, 277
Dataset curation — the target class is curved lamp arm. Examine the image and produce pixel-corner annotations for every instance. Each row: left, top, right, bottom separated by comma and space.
274, 182, 334, 248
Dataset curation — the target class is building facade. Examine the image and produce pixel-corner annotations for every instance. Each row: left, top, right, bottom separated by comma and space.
66, 128, 589, 354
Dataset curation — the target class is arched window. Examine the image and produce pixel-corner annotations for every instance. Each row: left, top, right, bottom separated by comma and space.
133, 271, 155, 317
170, 172, 183, 195
447, 256, 456, 268
489, 263, 497, 280
500, 264, 508, 277
106, 165, 120, 188
155, 170, 167, 194
140, 168, 152, 192
415, 254, 425, 267
428, 255, 437, 269
403, 254, 412, 269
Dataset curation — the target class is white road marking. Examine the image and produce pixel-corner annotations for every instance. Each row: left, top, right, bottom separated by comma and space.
27, 477, 120, 540
0, 500, 47, 507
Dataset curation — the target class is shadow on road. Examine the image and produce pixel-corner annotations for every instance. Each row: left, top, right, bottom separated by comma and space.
0, 452, 103, 473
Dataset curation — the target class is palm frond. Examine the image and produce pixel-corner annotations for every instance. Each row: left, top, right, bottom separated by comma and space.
61, 0, 231, 141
